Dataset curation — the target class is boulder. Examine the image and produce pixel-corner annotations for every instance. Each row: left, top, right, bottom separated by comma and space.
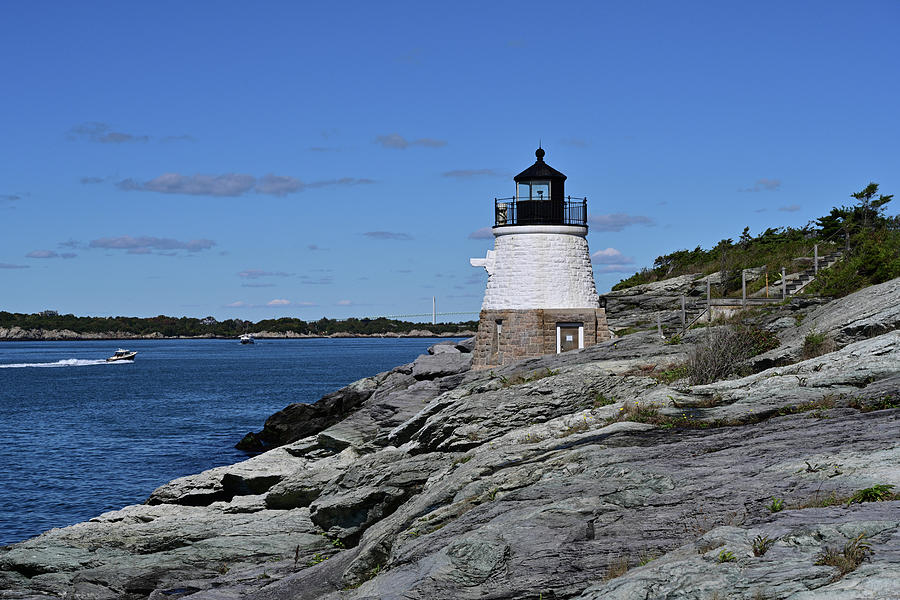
411, 352, 472, 380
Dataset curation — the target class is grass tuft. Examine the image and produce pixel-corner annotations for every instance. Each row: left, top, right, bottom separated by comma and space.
815, 534, 872, 580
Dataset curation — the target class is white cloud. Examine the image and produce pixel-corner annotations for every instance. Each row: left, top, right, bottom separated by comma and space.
591, 247, 636, 273
116, 173, 373, 197
266, 299, 291, 306
68, 122, 149, 144
89, 235, 215, 254
26, 250, 59, 259
591, 247, 635, 265
778, 204, 801, 212
337, 300, 352, 306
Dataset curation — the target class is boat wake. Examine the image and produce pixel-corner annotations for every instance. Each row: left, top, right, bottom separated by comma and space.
0, 358, 126, 369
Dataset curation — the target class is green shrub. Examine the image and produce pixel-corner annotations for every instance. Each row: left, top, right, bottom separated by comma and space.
849, 484, 896, 504
802, 330, 835, 359
752, 535, 774, 557
768, 497, 785, 513
717, 550, 737, 563
815, 534, 872, 580
593, 393, 616, 407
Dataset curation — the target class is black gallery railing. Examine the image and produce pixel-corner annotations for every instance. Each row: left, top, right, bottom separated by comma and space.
494, 197, 588, 227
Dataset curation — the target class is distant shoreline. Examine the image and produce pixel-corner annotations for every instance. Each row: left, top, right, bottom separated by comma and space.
0, 329, 475, 342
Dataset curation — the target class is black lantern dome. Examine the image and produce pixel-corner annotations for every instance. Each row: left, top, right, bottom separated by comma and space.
514, 147, 567, 203
494, 147, 586, 227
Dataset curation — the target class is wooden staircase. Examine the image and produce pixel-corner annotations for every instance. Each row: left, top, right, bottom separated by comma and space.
775, 251, 844, 296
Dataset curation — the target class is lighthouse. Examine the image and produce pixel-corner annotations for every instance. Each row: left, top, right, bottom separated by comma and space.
470, 147, 610, 368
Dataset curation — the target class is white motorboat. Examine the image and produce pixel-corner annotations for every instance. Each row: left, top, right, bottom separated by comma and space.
239, 334, 254, 344
106, 349, 137, 362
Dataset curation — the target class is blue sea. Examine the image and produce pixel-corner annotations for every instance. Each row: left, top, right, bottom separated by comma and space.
0, 338, 454, 546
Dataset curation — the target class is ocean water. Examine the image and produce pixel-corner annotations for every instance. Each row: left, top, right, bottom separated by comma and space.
0, 337, 455, 546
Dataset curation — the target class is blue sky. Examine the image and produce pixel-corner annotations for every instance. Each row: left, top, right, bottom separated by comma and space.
2, 1, 898, 321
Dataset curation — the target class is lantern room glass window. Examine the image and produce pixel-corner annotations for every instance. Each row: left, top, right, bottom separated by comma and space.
516, 180, 551, 200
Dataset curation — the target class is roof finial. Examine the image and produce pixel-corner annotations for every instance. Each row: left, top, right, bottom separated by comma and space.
535, 141, 545, 162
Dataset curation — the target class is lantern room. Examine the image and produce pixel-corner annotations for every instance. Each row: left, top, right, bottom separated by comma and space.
495, 148, 587, 227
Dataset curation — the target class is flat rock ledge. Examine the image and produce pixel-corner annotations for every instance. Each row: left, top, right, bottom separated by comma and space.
2, 280, 900, 600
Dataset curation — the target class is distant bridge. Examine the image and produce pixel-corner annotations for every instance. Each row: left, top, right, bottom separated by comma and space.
380, 311, 479, 320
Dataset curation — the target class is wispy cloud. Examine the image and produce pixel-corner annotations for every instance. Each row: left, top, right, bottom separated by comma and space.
0, 262, 29, 269
375, 134, 447, 150
79, 176, 106, 185
254, 174, 303, 196
242, 283, 275, 288
68, 122, 149, 144
307, 244, 325, 251
364, 231, 413, 240
442, 169, 504, 178
778, 204, 801, 212
591, 247, 635, 268
588, 213, 654, 232
116, 173, 373, 197
67, 122, 194, 144
89, 235, 215, 255
266, 298, 291, 306
306, 177, 375, 189
25, 249, 76, 259
238, 269, 292, 279
58, 239, 81, 249
299, 274, 334, 285
118, 173, 255, 197
740, 178, 782, 193
468, 227, 494, 240
592, 247, 639, 274
309, 146, 340, 152
1, 194, 21, 202
336, 299, 353, 306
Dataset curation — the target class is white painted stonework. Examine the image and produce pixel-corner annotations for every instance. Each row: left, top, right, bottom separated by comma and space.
470, 225, 600, 310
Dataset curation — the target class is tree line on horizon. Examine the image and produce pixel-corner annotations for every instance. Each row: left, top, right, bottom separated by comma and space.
612, 183, 898, 297
0, 313, 478, 338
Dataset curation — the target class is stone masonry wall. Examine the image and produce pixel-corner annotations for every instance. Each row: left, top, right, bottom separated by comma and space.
472, 308, 611, 369
475, 228, 600, 310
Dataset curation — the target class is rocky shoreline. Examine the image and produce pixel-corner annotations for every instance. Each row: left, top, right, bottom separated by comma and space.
1, 279, 898, 599
0, 328, 475, 341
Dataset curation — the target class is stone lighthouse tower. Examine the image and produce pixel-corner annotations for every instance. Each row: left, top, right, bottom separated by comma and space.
470, 147, 610, 368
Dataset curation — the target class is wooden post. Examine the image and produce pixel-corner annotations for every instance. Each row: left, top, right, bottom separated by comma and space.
680, 295, 686, 330
657, 313, 663, 339
781, 267, 787, 299
741, 270, 746, 308
814, 244, 819, 275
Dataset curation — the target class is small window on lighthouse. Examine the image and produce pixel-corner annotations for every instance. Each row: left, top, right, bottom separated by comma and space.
517, 183, 530, 200
493, 320, 503, 352
532, 181, 550, 200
